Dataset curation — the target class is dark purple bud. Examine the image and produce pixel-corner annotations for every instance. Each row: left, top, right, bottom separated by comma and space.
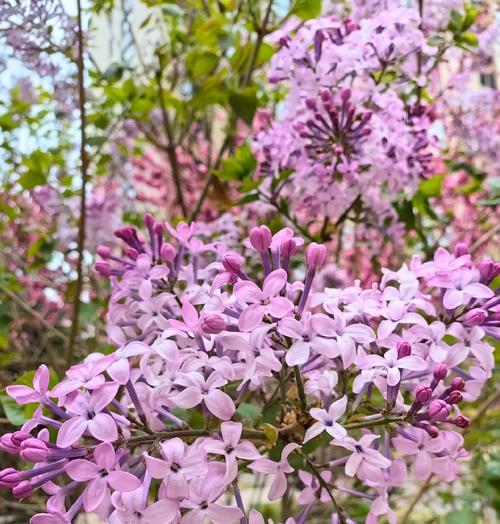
0, 468, 21, 488
305, 97, 317, 111
425, 425, 440, 438
96, 246, 111, 259
153, 222, 164, 235
397, 341, 411, 359
428, 399, 451, 421
433, 363, 448, 380
306, 243, 327, 269
280, 238, 298, 258
463, 308, 487, 327
20, 439, 49, 463
450, 377, 465, 391
126, 248, 139, 261
453, 242, 469, 258
415, 386, 433, 404
200, 315, 226, 335
446, 391, 463, 405
340, 88, 351, 103
249, 225, 272, 252
450, 415, 470, 428
95, 261, 111, 276
160, 243, 176, 262
144, 213, 154, 229
13, 480, 32, 500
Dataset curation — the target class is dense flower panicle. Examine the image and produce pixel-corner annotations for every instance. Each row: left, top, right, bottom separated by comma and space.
0, 216, 497, 523
253, 7, 436, 249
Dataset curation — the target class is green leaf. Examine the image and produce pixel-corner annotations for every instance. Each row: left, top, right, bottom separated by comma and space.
419, 175, 444, 197
0, 391, 27, 425
214, 144, 256, 181
187, 51, 219, 78
18, 170, 46, 189
236, 402, 261, 424
455, 32, 479, 48
443, 509, 479, 524
291, 0, 322, 20
229, 87, 258, 125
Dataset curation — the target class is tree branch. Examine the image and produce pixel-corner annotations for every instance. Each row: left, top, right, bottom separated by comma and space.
66, 0, 88, 366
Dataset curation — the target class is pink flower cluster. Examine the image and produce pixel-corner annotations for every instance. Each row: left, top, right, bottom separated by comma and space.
1, 215, 498, 523
253, 8, 435, 232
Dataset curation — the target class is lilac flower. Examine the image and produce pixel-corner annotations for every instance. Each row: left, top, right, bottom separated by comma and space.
357, 347, 427, 386
249, 443, 299, 500
441, 270, 494, 310
234, 268, 294, 331
111, 488, 179, 523
7, 365, 50, 404
56, 384, 119, 448
65, 442, 140, 512
331, 434, 391, 477
51, 353, 115, 397
204, 422, 260, 482
145, 438, 207, 498
180, 463, 243, 523
304, 396, 348, 442
392, 429, 445, 480
172, 371, 235, 420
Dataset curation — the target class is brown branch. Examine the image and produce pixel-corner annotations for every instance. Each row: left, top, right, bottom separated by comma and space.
155, 65, 187, 217
66, 0, 88, 366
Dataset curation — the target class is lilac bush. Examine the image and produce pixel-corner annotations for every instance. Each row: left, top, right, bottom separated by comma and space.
1, 217, 498, 523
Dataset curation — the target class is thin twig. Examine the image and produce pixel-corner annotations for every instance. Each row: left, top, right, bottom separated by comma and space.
298, 449, 347, 523
399, 476, 433, 523
66, 0, 88, 366
155, 65, 187, 217
0, 283, 68, 343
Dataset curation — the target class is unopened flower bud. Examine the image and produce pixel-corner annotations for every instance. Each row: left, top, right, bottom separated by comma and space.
446, 390, 463, 405
280, 238, 298, 258
96, 246, 111, 259
425, 425, 440, 438
0, 468, 21, 488
306, 243, 327, 269
126, 248, 139, 260
95, 261, 111, 276
305, 97, 317, 110
479, 258, 499, 283
397, 341, 411, 359
223, 252, 244, 274
200, 315, 226, 335
249, 225, 272, 252
450, 415, 470, 428
153, 222, 164, 235
13, 480, 32, 500
340, 88, 351, 103
433, 363, 448, 380
160, 243, 176, 262
144, 213, 154, 229
415, 386, 433, 404
463, 308, 487, 327
20, 439, 48, 463
428, 399, 451, 421
453, 242, 469, 258
0, 434, 18, 454
450, 377, 465, 391
11, 432, 31, 447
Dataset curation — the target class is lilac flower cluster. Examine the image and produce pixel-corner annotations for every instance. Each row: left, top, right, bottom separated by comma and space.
253, 8, 434, 235
1, 216, 498, 523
